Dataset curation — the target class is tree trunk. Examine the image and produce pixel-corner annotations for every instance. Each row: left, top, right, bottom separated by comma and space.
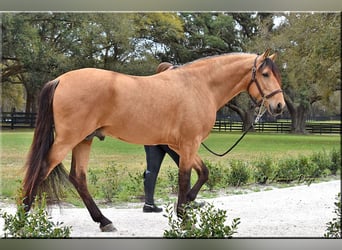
24, 85, 38, 114
284, 95, 308, 134
227, 103, 255, 132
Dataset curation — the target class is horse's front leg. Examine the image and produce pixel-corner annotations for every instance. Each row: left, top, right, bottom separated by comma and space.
186, 154, 209, 202
177, 162, 192, 217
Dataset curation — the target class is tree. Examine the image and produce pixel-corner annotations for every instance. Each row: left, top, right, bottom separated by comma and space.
2, 13, 83, 112
246, 13, 341, 133
2, 13, 157, 112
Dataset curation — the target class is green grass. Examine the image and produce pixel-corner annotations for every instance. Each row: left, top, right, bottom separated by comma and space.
0, 129, 340, 203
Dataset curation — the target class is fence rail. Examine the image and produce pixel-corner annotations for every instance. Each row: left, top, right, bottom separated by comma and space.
1, 112, 341, 134
213, 119, 341, 134
1, 112, 37, 129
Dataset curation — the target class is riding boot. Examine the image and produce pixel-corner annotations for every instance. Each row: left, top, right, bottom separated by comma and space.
143, 170, 162, 212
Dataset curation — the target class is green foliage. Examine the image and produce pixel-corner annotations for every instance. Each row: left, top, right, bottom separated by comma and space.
88, 161, 120, 203
253, 156, 274, 184
324, 192, 341, 238
273, 149, 340, 184
273, 158, 300, 183
163, 202, 240, 238
227, 160, 250, 187
166, 168, 178, 194
204, 160, 227, 191
0, 192, 72, 238
329, 148, 341, 175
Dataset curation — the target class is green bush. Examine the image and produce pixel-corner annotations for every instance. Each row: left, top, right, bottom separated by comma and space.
227, 160, 250, 187
163, 202, 240, 238
329, 148, 341, 175
273, 158, 300, 183
0, 193, 72, 238
310, 150, 331, 176
297, 155, 322, 179
253, 157, 274, 184
88, 161, 121, 203
324, 192, 341, 238
204, 160, 227, 191
166, 168, 178, 194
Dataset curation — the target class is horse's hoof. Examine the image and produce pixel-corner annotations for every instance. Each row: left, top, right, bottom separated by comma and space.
100, 223, 117, 232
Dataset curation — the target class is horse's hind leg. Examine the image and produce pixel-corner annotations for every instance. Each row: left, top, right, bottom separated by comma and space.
69, 139, 116, 232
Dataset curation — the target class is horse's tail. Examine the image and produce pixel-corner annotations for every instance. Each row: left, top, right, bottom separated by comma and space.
22, 79, 69, 208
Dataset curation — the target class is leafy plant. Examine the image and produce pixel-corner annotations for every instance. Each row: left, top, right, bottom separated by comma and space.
273, 158, 300, 183
227, 160, 250, 187
0, 192, 72, 238
204, 160, 227, 191
324, 192, 341, 238
253, 156, 274, 184
329, 148, 341, 175
101, 162, 121, 202
164, 202, 240, 238
166, 168, 178, 194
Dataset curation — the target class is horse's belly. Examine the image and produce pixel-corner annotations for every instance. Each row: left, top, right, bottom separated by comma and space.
101, 122, 171, 146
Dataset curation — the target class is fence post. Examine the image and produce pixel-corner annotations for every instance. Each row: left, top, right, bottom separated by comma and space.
30, 113, 35, 128
11, 110, 15, 130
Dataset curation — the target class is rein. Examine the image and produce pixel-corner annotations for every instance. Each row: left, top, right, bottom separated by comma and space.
201, 54, 279, 157
201, 99, 267, 157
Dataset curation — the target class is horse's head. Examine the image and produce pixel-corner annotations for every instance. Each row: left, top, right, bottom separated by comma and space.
247, 49, 286, 116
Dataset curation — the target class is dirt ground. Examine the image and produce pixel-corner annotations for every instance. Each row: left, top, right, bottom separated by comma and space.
0, 180, 340, 238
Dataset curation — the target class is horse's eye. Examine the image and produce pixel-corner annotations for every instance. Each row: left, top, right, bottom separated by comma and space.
262, 72, 269, 77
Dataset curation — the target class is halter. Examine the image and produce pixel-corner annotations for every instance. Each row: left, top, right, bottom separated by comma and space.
247, 55, 283, 107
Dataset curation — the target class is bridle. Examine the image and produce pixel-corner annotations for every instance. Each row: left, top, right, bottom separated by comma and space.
247, 55, 283, 107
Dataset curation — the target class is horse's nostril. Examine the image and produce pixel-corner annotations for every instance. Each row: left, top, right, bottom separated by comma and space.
276, 103, 283, 113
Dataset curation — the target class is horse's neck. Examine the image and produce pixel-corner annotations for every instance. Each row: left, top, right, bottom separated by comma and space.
192, 54, 255, 109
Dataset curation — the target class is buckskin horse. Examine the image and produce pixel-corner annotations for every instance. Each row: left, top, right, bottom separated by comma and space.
22, 49, 285, 232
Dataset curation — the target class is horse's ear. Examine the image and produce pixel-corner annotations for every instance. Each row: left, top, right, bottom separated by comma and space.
262, 48, 271, 59
269, 53, 277, 62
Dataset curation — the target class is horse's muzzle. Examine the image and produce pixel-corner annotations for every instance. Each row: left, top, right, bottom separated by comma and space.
269, 102, 285, 116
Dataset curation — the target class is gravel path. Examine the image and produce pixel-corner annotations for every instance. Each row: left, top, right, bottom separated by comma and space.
0, 180, 340, 238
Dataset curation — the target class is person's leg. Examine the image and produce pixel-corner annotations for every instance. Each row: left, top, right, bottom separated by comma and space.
143, 145, 165, 212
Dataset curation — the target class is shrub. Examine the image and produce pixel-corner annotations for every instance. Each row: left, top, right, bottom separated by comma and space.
88, 161, 121, 203
329, 148, 341, 175
253, 157, 274, 184
163, 202, 240, 238
166, 168, 178, 194
324, 192, 341, 238
204, 160, 227, 191
297, 155, 321, 179
126, 171, 144, 196
0, 192, 72, 238
227, 160, 250, 187
273, 158, 300, 183
310, 150, 331, 177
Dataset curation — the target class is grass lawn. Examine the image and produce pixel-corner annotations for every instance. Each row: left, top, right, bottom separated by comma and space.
0, 129, 340, 201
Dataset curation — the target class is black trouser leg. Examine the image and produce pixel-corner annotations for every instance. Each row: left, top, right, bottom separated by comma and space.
143, 145, 165, 205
